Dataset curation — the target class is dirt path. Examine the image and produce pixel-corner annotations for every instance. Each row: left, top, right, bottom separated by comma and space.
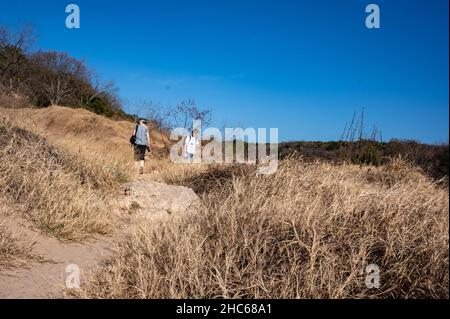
0, 210, 135, 299
0, 174, 199, 299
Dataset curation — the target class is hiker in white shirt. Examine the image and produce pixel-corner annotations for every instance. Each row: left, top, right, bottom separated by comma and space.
184, 130, 200, 162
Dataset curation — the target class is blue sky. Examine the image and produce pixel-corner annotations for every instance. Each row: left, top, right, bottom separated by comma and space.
1, 0, 448, 143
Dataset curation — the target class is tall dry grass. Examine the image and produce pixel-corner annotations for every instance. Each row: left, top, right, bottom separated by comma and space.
0, 117, 116, 241
74, 157, 449, 298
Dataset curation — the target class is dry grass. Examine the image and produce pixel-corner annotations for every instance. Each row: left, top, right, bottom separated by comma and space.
0, 197, 49, 268
0, 105, 176, 182
0, 105, 166, 169
144, 157, 209, 183
1, 105, 447, 298
0, 105, 174, 244
0, 117, 115, 241
0, 223, 39, 269
0, 106, 135, 178
0, 94, 31, 109
74, 157, 449, 299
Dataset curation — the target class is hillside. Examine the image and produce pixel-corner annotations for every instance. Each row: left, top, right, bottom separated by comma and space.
0, 106, 448, 299
0, 106, 171, 179
0, 105, 196, 297
0, 105, 166, 148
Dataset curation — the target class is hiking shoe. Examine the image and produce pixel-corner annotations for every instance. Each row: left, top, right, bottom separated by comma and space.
139, 167, 144, 174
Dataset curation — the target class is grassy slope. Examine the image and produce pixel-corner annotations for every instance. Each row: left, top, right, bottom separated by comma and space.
0, 105, 172, 245
1, 106, 448, 298
0, 122, 114, 241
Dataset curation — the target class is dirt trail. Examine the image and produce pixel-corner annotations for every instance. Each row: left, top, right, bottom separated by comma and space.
0, 212, 134, 298
0, 173, 199, 299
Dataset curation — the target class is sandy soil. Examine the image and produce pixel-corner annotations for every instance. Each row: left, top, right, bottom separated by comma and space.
0, 211, 135, 298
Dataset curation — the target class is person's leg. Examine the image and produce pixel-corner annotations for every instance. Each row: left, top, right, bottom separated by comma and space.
133, 145, 139, 161
133, 145, 140, 173
139, 145, 146, 174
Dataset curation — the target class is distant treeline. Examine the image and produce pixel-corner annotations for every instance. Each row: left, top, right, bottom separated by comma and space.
0, 25, 133, 120
279, 139, 449, 180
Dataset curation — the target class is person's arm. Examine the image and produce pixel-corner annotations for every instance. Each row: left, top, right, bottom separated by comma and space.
146, 131, 151, 150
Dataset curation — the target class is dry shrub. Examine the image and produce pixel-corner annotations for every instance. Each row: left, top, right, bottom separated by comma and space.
165, 164, 255, 196
0, 118, 114, 241
75, 158, 449, 298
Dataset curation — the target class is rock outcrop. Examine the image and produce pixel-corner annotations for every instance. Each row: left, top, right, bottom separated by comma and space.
116, 181, 200, 221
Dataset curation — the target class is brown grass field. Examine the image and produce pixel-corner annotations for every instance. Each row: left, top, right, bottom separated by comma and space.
72, 158, 448, 298
0, 106, 448, 298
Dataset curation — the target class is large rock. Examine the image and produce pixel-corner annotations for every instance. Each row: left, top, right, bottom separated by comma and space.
116, 181, 200, 221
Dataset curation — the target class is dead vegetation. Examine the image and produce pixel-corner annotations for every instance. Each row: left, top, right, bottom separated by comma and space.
0, 221, 41, 269
0, 116, 115, 241
0, 105, 169, 180
0, 106, 447, 298
74, 157, 449, 299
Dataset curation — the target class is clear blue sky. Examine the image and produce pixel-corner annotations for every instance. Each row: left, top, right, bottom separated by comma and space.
1, 0, 448, 143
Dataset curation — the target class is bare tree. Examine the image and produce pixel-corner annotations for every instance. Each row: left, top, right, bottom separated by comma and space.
358, 108, 365, 142
97, 84, 122, 111
169, 98, 212, 130
89, 78, 116, 105
0, 25, 124, 117
346, 111, 357, 142
141, 99, 212, 149
27, 51, 88, 106
142, 100, 172, 148
0, 25, 35, 93
73, 69, 117, 107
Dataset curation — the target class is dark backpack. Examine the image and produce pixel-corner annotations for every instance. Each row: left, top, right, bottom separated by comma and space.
130, 124, 139, 146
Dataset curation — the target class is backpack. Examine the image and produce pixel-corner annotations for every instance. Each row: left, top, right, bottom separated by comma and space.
129, 124, 139, 146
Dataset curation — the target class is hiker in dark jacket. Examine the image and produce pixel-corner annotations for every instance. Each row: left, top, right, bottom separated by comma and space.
132, 119, 151, 174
